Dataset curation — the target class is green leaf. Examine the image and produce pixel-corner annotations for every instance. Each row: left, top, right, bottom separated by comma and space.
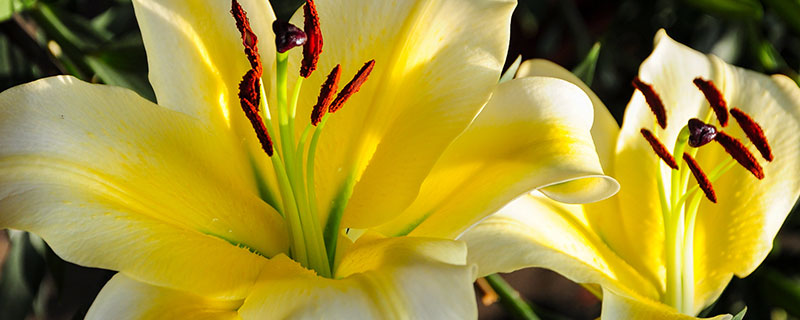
759, 269, 800, 317
756, 40, 780, 71
485, 274, 542, 320
763, 0, 800, 35
0, 231, 47, 320
85, 35, 155, 101
0, 0, 36, 23
731, 306, 747, 320
499, 55, 522, 83
270, 0, 304, 21
572, 42, 601, 86
684, 0, 763, 20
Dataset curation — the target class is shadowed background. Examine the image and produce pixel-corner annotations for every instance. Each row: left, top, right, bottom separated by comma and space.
0, 0, 799, 319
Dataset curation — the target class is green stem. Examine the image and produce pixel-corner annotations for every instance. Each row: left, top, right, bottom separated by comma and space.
289, 76, 304, 136
303, 115, 331, 277
269, 153, 308, 267
681, 192, 702, 314
671, 127, 690, 208
485, 274, 541, 320
665, 199, 685, 312
276, 52, 296, 167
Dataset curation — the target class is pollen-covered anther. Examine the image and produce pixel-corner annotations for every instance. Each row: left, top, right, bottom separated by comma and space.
693, 78, 728, 127
329, 60, 376, 113
730, 108, 773, 161
301, 0, 322, 78
273, 20, 306, 53
687, 118, 717, 147
632, 77, 667, 129
641, 128, 679, 169
714, 131, 764, 179
311, 64, 341, 125
683, 153, 717, 203
238, 69, 274, 156
231, 0, 262, 74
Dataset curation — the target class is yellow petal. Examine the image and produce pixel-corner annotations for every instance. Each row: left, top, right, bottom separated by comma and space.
689, 61, 800, 311
601, 288, 731, 320
517, 59, 620, 172
132, 0, 282, 207
238, 234, 476, 319
460, 193, 658, 300
286, 0, 517, 229
132, 0, 275, 127
86, 274, 242, 320
376, 77, 618, 238
0, 77, 286, 298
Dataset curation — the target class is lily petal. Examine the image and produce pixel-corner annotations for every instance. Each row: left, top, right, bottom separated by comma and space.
86, 274, 241, 320
132, 0, 282, 207
0, 77, 287, 298
689, 63, 800, 311
132, 0, 275, 127
601, 288, 731, 320
287, 0, 516, 229
376, 77, 618, 238
238, 233, 476, 319
460, 193, 658, 300
516, 59, 620, 172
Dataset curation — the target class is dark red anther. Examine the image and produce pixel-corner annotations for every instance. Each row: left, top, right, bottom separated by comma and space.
273, 20, 306, 53
641, 129, 679, 170
730, 108, 773, 162
683, 153, 717, 203
311, 65, 341, 126
329, 60, 375, 113
231, 0, 262, 75
693, 78, 728, 127
632, 77, 667, 129
687, 118, 717, 147
301, 0, 322, 78
238, 70, 273, 156
714, 131, 763, 179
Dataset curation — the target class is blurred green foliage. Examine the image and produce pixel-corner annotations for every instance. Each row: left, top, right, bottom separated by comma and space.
0, 0, 798, 319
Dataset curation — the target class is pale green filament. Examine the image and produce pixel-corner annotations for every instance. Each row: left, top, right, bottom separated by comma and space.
259, 51, 333, 277
659, 115, 740, 314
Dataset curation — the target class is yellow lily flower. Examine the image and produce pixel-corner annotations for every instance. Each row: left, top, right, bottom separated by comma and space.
0, 0, 618, 318
461, 29, 800, 319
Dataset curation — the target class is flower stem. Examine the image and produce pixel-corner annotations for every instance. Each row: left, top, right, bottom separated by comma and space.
484, 274, 541, 320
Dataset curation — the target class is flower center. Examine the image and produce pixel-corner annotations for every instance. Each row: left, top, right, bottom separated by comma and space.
231, 0, 375, 278
633, 77, 774, 314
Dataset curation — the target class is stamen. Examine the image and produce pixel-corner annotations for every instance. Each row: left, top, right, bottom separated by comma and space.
682, 153, 717, 203
641, 128, 679, 169
311, 65, 341, 125
687, 118, 717, 147
329, 60, 376, 113
231, 0, 262, 75
730, 108, 773, 161
714, 131, 764, 179
693, 78, 728, 127
301, 0, 322, 78
632, 77, 667, 129
238, 70, 274, 155
273, 20, 307, 53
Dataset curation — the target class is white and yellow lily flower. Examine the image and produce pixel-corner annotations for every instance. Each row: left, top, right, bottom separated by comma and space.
0, 0, 618, 318
462, 29, 800, 319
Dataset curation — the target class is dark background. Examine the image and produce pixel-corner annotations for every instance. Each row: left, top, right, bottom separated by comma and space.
1, 0, 799, 319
